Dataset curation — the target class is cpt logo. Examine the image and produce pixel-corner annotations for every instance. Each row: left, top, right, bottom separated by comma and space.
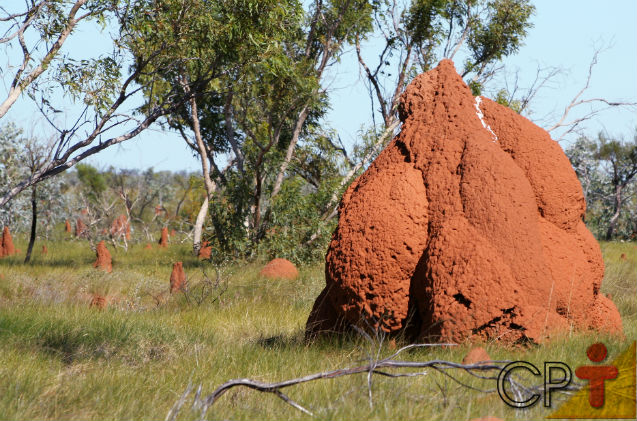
496, 341, 636, 419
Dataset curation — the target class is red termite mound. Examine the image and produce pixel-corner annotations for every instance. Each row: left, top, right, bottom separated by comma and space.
93, 241, 112, 273
170, 261, 186, 293
1, 226, 15, 257
41, 245, 48, 255
198, 241, 212, 260
462, 347, 491, 365
259, 258, 299, 280
110, 214, 131, 240
65, 219, 72, 233
75, 218, 88, 238
90, 294, 107, 309
158, 227, 169, 248
306, 60, 623, 344
144, 243, 152, 250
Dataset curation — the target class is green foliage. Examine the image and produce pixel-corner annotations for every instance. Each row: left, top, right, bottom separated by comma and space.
57, 56, 122, 114
466, 0, 534, 73
494, 88, 522, 112
76, 164, 107, 202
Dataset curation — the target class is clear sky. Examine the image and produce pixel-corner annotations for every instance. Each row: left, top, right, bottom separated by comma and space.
2, 0, 636, 173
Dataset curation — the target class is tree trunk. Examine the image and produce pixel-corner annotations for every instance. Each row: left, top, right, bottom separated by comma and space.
270, 105, 309, 199
24, 185, 37, 263
193, 195, 209, 254
605, 184, 623, 240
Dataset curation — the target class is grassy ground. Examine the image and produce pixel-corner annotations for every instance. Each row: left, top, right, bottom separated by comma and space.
0, 235, 635, 420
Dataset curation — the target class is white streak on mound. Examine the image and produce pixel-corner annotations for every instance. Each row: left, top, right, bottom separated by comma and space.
474, 96, 498, 142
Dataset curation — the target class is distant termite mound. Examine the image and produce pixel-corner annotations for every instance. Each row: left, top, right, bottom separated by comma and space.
90, 294, 107, 309
198, 241, 212, 260
306, 59, 623, 344
462, 347, 491, 366
110, 214, 130, 240
259, 258, 299, 280
170, 261, 186, 293
1, 226, 15, 257
93, 241, 112, 273
158, 227, 169, 248
75, 218, 88, 238
41, 245, 48, 255
65, 219, 72, 234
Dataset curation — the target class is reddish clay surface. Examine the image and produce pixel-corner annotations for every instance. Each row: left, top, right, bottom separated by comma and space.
1, 226, 15, 257
170, 261, 186, 293
306, 60, 623, 343
158, 227, 169, 248
93, 241, 112, 273
41, 245, 48, 255
65, 219, 72, 233
90, 294, 107, 309
462, 347, 491, 365
75, 218, 88, 238
259, 258, 299, 280
198, 241, 212, 260
110, 214, 131, 240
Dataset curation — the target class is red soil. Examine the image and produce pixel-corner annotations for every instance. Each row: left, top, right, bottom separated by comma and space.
158, 227, 169, 248
93, 241, 112, 273
1, 226, 15, 257
259, 258, 299, 280
306, 60, 623, 344
170, 261, 186, 293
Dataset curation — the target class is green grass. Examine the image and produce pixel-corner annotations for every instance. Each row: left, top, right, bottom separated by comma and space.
0, 237, 635, 420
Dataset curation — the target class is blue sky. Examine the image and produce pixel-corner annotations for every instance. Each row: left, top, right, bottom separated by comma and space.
2, 0, 636, 173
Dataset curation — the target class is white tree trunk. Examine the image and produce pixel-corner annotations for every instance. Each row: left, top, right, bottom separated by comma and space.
193, 196, 209, 254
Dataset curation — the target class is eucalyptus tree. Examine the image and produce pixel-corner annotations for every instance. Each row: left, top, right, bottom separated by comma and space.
0, 0, 211, 208
216, 0, 374, 249
568, 132, 637, 240
127, 0, 374, 254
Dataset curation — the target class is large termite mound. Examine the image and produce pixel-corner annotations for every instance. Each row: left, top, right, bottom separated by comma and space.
306, 59, 623, 344
1, 226, 15, 257
93, 241, 113, 273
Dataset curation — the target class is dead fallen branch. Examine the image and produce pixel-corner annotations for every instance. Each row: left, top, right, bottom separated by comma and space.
165, 339, 577, 420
